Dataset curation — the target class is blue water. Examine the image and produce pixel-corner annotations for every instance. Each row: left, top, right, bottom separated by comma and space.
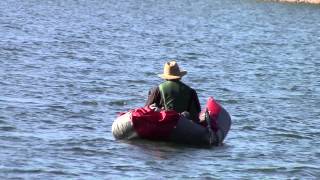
1, 0, 320, 179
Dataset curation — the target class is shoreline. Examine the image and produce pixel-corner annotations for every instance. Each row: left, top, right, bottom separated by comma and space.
275, 0, 320, 4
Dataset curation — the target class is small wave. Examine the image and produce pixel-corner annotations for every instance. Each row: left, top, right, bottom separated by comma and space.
64, 146, 90, 152
50, 137, 111, 147
254, 73, 265, 77
0, 81, 10, 86
217, 87, 231, 92
272, 133, 312, 139
268, 127, 291, 132
79, 125, 96, 130
1, 46, 26, 52
48, 105, 66, 110
0, 168, 77, 176
241, 125, 256, 130
62, 123, 96, 130
284, 164, 320, 178
0, 135, 23, 142
219, 99, 238, 104
0, 126, 16, 131
62, 146, 113, 156
81, 100, 98, 106
127, 79, 148, 84
247, 166, 286, 173
108, 100, 127, 106
41, 120, 58, 124
305, 131, 320, 137
185, 52, 208, 57
144, 72, 156, 76
0, 119, 7, 124
1, 168, 43, 174
111, 165, 140, 171
290, 85, 300, 91
79, 57, 95, 63
190, 78, 210, 83
163, 42, 174, 47
291, 164, 320, 171
194, 64, 207, 68
185, 56, 198, 60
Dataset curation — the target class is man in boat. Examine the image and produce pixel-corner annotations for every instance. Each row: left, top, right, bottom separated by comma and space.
145, 60, 201, 123
112, 60, 229, 145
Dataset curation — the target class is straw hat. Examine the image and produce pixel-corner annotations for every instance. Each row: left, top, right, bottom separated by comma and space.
158, 61, 187, 80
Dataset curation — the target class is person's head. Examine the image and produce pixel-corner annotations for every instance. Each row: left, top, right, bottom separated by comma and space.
158, 60, 187, 81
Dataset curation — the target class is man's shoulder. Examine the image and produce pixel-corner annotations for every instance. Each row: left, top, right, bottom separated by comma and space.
179, 81, 195, 91
160, 80, 195, 92
189, 87, 197, 95
150, 86, 160, 93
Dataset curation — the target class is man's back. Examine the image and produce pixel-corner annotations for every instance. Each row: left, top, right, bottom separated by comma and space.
159, 80, 192, 113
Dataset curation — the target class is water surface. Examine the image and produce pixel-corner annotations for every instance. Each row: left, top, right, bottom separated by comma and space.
1, 0, 320, 179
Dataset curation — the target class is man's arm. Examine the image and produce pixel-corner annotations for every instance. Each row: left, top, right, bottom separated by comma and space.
188, 89, 201, 123
145, 86, 162, 107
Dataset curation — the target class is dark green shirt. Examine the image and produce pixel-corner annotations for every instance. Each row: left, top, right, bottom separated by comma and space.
146, 80, 201, 122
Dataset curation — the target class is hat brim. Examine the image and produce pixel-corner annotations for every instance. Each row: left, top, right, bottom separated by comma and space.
158, 71, 187, 80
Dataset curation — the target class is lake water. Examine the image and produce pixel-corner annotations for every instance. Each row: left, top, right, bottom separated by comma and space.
1, 0, 320, 179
